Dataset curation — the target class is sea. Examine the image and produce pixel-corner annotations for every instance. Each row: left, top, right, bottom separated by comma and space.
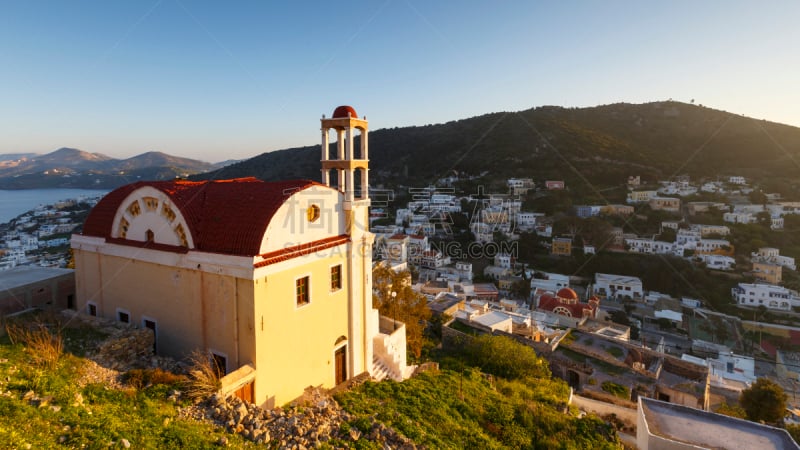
0, 189, 108, 224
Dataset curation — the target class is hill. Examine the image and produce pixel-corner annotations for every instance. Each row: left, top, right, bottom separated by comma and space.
0, 148, 215, 189
194, 101, 800, 199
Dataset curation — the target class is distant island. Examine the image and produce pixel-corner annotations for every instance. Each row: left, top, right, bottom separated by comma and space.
0, 148, 237, 190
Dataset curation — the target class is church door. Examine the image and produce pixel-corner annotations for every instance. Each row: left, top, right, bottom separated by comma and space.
335, 346, 347, 385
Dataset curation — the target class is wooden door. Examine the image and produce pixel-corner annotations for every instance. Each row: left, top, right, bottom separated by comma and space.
335, 346, 347, 385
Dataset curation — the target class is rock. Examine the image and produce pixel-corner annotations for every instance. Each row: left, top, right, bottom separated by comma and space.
120, 438, 131, 448
216, 436, 228, 447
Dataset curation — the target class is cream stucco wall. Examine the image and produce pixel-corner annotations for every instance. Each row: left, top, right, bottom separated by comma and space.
72, 247, 250, 370
253, 248, 352, 407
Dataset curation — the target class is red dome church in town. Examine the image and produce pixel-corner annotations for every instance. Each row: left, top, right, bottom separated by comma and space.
537, 287, 600, 319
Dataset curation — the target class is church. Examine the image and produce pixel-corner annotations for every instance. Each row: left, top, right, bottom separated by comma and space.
71, 106, 411, 407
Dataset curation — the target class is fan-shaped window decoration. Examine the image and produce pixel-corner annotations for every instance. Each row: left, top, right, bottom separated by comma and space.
552, 306, 572, 317
127, 200, 141, 217
143, 197, 159, 212
307, 204, 321, 222
161, 203, 177, 222
175, 223, 188, 247
118, 217, 130, 238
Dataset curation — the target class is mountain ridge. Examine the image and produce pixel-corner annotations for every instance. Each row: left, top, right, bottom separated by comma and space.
0, 147, 217, 190
193, 101, 800, 200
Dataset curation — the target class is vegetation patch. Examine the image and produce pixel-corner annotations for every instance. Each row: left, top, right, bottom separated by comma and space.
605, 346, 624, 358
0, 335, 254, 449
336, 368, 620, 449
601, 382, 630, 400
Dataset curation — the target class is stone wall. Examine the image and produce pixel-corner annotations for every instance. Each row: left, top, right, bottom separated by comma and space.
60, 310, 157, 371
571, 393, 638, 428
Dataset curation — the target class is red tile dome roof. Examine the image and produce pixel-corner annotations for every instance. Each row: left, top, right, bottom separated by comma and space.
332, 105, 358, 118
81, 177, 324, 256
557, 287, 578, 300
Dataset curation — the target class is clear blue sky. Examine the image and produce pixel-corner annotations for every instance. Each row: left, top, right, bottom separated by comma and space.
2, 1, 798, 163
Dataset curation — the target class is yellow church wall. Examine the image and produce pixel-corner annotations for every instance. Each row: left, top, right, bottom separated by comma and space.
73, 248, 248, 370
252, 246, 351, 407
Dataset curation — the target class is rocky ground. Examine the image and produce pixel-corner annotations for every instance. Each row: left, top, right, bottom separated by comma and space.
59, 311, 421, 449
176, 387, 419, 449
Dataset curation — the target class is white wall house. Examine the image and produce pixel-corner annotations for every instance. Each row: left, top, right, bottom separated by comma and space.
752, 247, 796, 271
698, 254, 735, 271
530, 271, 570, 293
594, 273, 644, 299
731, 283, 800, 311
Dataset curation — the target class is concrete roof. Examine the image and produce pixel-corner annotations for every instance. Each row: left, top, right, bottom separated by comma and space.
0, 266, 73, 289
640, 397, 799, 450
471, 311, 511, 328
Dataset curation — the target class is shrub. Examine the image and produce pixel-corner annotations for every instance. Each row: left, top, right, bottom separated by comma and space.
183, 350, 222, 400
601, 381, 630, 400
5, 322, 63, 369
460, 335, 550, 380
124, 368, 185, 390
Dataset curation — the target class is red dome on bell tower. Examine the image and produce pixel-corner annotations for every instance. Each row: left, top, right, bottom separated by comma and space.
332, 105, 358, 118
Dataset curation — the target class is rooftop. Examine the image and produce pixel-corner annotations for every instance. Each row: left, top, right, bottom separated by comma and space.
639, 397, 799, 450
0, 266, 73, 289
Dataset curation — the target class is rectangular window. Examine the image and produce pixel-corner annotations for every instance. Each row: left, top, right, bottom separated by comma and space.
88, 303, 97, 317
296, 276, 310, 306
331, 265, 342, 291
118, 311, 130, 323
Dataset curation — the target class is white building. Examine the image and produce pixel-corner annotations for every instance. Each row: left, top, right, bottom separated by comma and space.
494, 252, 513, 269
594, 273, 644, 300
682, 353, 755, 391
515, 212, 542, 230
529, 271, 570, 293
698, 254, 736, 271
723, 211, 755, 224
731, 283, 800, 311
728, 176, 746, 185
752, 247, 796, 271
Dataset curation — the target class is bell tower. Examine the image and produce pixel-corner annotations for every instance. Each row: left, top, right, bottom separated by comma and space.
321, 105, 369, 206
321, 105, 375, 379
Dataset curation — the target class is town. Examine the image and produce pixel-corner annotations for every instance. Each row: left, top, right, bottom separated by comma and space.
4, 160, 800, 447
0, 106, 800, 448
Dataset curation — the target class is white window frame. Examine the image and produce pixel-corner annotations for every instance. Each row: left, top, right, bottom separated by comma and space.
116, 307, 131, 324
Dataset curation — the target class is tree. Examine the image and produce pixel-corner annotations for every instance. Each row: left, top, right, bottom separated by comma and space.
739, 378, 787, 424
372, 264, 431, 359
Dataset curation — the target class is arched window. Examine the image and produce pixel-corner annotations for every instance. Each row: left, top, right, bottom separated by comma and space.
145, 229, 154, 243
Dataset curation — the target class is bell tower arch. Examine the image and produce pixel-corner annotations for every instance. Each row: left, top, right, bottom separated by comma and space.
320, 105, 369, 204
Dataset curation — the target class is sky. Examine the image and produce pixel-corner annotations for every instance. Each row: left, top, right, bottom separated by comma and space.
1, 1, 799, 163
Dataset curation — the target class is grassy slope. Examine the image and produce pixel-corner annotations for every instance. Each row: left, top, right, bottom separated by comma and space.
0, 334, 255, 449
336, 368, 621, 449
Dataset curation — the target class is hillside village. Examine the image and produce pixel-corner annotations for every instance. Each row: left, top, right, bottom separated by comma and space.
369, 171, 800, 429
3, 107, 800, 447
0, 194, 102, 270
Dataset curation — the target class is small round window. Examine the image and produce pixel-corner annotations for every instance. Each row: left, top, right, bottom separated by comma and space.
307, 204, 321, 222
